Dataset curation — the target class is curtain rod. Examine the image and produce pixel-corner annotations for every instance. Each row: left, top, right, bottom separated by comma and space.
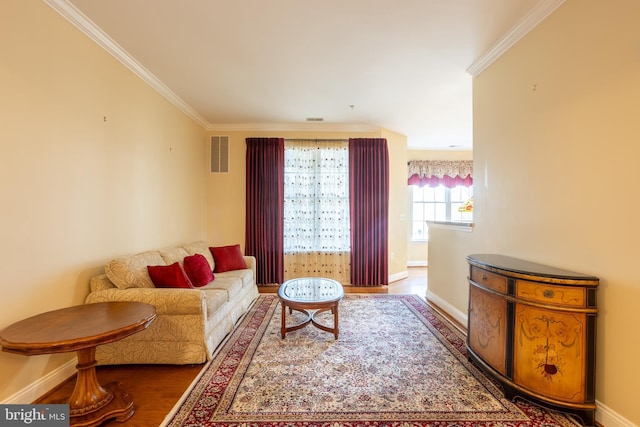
284, 139, 348, 142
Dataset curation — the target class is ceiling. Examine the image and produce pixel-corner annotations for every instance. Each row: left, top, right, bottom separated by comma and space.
52, 0, 562, 150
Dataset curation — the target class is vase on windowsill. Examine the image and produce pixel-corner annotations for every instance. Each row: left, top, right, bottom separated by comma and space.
458, 197, 473, 213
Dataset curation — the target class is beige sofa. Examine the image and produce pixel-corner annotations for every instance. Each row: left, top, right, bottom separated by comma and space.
85, 241, 259, 365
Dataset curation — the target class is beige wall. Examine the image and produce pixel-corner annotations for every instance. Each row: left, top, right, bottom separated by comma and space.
0, 0, 206, 402
382, 129, 409, 278
406, 150, 472, 265
428, 0, 640, 424
205, 129, 408, 281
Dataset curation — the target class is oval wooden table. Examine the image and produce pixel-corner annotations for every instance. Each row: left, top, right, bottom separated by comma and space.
278, 277, 344, 339
0, 301, 156, 427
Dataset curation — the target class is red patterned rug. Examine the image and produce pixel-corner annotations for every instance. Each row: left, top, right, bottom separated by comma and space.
162, 294, 581, 427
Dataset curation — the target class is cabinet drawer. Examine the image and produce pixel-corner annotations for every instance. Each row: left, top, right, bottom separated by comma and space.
470, 266, 507, 294
516, 280, 585, 307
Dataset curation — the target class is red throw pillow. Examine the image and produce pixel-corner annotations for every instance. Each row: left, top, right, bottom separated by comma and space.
147, 262, 194, 289
183, 254, 214, 287
209, 244, 247, 273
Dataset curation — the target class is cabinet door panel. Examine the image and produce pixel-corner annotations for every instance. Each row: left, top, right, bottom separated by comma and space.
468, 285, 507, 375
514, 304, 586, 403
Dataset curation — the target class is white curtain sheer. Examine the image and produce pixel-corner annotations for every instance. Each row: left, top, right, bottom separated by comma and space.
283, 140, 350, 283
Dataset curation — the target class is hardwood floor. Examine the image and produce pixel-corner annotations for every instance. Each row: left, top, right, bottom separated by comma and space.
389, 266, 429, 298
35, 364, 206, 426
36, 268, 428, 426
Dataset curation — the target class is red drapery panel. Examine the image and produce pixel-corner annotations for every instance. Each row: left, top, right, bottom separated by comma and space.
348, 138, 389, 286
245, 138, 284, 285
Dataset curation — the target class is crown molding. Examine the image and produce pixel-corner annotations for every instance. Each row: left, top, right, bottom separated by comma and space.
466, 0, 566, 77
44, 0, 565, 128
42, 0, 380, 134
206, 122, 381, 133
42, 0, 209, 128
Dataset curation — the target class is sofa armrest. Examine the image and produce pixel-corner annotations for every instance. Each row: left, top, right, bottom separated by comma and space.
85, 288, 206, 316
243, 256, 257, 279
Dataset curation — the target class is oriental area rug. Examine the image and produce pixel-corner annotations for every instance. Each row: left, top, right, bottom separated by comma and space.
162, 294, 581, 427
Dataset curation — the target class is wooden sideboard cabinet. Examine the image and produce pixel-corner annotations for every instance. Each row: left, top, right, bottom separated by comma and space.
466, 254, 599, 426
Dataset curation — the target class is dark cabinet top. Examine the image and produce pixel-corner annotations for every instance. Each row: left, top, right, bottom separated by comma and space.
467, 254, 599, 284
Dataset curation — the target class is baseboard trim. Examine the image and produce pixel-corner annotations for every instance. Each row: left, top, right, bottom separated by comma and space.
596, 400, 637, 427
256, 270, 410, 293
425, 290, 468, 331
407, 260, 428, 267
1, 358, 77, 404
389, 270, 408, 283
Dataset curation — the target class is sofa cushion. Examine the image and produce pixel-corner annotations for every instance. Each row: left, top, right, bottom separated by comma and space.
183, 254, 214, 287
159, 246, 190, 265
216, 268, 254, 288
147, 262, 194, 289
89, 274, 116, 292
182, 241, 215, 271
201, 289, 228, 321
105, 251, 166, 289
210, 244, 247, 273
202, 275, 243, 301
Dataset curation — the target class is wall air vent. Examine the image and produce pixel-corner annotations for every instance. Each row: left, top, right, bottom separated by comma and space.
210, 136, 229, 173
306, 117, 324, 122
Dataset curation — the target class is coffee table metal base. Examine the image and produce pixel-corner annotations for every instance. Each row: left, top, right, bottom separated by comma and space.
280, 303, 339, 339
278, 277, 344, 340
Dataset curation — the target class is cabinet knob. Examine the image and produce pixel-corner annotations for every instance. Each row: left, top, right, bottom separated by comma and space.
482, 274, 488, 281
543, 289, 555, 298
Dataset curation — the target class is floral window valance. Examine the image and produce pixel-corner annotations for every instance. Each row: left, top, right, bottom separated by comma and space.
407, 160, 473, 188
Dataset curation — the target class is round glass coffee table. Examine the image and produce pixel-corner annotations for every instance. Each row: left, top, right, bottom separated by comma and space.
277, 277, 344, 339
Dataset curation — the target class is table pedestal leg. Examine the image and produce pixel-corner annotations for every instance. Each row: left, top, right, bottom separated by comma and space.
281, 303, 287, 338
68, 347, 134, 427
309, 306, 339, 339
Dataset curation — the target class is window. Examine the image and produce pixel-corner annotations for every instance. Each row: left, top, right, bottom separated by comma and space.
283, 141, 350, 252
411, 185, 473, 240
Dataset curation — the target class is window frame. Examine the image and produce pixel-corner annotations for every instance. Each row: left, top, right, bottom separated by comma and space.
411, 184, 473, 241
